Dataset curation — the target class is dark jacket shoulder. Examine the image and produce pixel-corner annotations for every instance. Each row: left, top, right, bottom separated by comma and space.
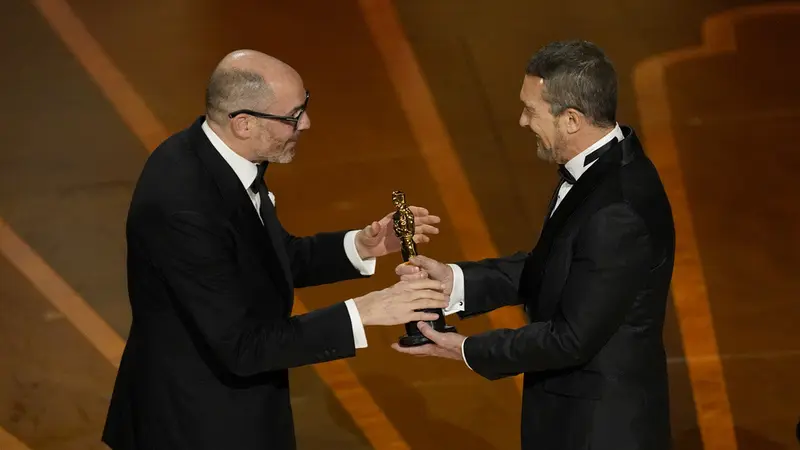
129, 120, 228, 222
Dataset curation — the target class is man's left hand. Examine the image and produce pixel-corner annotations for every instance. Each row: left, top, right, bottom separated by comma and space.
355, 206, 440, 259
391, 322, 466, 361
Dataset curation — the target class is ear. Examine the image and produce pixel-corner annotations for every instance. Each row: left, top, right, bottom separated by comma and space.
230, 115, 253, 139
562, 108, 584, 134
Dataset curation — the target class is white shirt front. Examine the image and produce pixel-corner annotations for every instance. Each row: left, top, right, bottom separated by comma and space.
445, 124, 624, 369
201, 120, 374, 349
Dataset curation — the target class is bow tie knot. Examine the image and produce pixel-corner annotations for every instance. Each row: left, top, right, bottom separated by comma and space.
558, 165, 576, 185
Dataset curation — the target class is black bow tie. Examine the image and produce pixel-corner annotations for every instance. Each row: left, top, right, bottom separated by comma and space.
556, 137, 619, 185
558, 165, 576, 184
250, 162, 269, 193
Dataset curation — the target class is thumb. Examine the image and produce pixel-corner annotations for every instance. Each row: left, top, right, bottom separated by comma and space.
408, 254, 438, 270
417, 321, 442, 344
365, 221, 380, 238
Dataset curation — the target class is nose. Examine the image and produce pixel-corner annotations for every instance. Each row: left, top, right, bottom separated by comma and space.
297, 112, 311, 131
519, 111, 528, 128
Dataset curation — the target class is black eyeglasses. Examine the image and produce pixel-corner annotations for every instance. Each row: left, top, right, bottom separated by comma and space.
228, 90, 309, 131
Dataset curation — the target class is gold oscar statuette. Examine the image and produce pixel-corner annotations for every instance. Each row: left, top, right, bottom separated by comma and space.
392, 190, 456, 347
392, 190, 417, 263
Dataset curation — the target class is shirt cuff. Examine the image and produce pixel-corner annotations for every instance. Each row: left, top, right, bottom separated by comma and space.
443, 264, 465, 315
344, 230, 376, 276
461, 337, 472, 371
345, 299, 368, 349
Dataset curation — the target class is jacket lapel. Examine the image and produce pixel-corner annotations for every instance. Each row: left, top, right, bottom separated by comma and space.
188, 117, 293, 300
518, 127, 637, 307
540, 147, 620, 242
255, 175, 293, 291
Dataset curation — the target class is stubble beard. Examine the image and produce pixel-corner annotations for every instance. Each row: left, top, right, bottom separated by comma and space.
260, 135, 297, 164
536, 136, 557, 163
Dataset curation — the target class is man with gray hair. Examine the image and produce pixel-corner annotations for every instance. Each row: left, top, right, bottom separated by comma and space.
395, 40, 676, 450
102, 49, 449, 450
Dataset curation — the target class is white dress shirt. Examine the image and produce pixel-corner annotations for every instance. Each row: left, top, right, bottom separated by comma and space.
444, 124, 624, 369
201, 120, 375, 349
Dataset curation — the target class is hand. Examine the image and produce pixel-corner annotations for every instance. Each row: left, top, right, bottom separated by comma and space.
355, 206, 441, 259
395, 255, 453, 296
354, 279, 449, 326
391, 322, 467, 361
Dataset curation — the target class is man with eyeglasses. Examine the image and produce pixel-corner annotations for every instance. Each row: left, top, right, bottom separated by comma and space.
102, 49, 448, 450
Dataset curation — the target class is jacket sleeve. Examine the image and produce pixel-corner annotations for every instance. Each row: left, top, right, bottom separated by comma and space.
280, 226, 367, 288
455, 252, 528, 318
463, 203, 653, 380
146, 210, 356, 377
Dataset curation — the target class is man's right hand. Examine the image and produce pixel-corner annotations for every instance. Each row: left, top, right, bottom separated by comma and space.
395, 255, 454, 296
354, 279, 449, 326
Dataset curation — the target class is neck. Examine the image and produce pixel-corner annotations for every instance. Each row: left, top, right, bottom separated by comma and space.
558, 124, 615, 164
207, 116, 255, 162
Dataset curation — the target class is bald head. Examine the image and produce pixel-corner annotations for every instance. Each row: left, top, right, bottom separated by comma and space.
204, 50, 300, 124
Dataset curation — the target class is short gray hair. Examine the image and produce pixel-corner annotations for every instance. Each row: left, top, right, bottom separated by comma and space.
526, 40, 617, 127
205, 68, 274, 123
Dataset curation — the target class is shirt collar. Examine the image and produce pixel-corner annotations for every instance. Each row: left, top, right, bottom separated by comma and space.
563, 123, 624, 181
201, 119, 259, 190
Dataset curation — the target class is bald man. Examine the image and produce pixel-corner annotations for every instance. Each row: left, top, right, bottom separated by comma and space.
102, 50, 448, 450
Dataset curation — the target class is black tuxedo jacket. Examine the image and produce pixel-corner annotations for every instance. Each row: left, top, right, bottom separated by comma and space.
102, 116, 366, 450
457, 127, 675, 450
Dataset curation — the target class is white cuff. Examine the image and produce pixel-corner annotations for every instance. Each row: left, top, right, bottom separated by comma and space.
443, 264, 465, 315
461, 337, 472, 371
344, 230, 376, 276
345, 299, 368, 349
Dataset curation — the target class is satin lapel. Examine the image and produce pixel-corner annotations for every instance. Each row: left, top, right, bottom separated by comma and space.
188, 117, 292, 299
539, 145, 622, 243
518, 144, 623, 307
258, 184, 293, 292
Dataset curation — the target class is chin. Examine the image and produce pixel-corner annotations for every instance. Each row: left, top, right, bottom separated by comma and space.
277, 148, 296, 164
536, 143, 551, 162
264, 141, 296, 164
